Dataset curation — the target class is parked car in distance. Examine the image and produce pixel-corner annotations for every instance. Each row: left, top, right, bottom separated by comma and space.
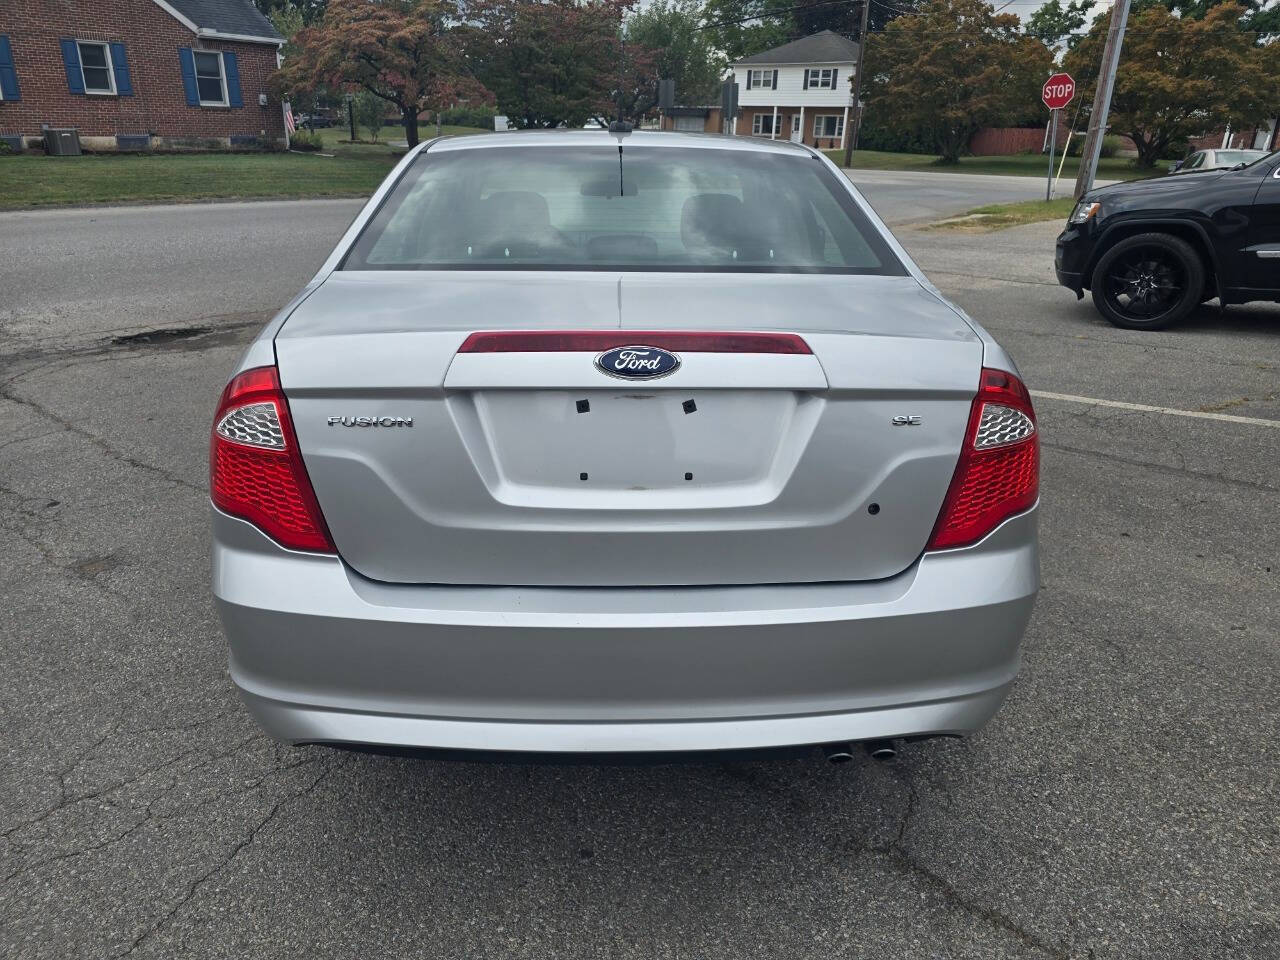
1056, 150, 1280, 329
212, 131, 1040, 761
298, 111, 335, 129
1169, 148, 1269, 174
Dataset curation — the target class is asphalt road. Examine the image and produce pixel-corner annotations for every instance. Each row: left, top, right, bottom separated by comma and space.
1, 181, 1277, 960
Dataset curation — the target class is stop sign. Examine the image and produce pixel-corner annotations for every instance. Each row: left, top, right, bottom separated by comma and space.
1042, 72, 1076, 111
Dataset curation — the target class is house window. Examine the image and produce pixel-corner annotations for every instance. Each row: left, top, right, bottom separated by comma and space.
77, 41, 115, 95
752, 113, 781, 136
193, 51, 227, 106
807, 69, 835, 90
813, 114, 844, 139
748, 69, 776, 90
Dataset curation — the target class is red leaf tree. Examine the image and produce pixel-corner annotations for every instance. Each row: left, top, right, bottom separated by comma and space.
274, 0, 491, 146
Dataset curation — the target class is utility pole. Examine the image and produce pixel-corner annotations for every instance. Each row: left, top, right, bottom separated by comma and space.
842, 0, 872, 168
1073, 0, 1131, 200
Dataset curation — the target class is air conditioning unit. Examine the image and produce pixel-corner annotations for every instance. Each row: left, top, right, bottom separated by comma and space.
44, 127, 82, 157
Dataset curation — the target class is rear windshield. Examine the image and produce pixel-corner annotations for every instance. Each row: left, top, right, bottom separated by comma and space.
342, 144, 906, 274
1216, 150, 1266, 165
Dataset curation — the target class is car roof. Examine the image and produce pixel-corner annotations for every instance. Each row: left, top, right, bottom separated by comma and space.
427, 130, 815, 156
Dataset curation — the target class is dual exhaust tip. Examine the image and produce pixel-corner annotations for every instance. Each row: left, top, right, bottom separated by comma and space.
824, 739, 897, 764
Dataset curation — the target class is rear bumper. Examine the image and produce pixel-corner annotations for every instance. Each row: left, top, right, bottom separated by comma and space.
213, 507, 1038, 753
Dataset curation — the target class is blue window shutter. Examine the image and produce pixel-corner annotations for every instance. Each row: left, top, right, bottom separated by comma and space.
178, 47, 199, 105
61, 38, 84, 94
109, 42, 132, 96
223, 52, 242, 107
0, 36, 19, 101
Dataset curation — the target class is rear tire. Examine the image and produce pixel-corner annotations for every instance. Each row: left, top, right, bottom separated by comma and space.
1090, 232, 1204, 331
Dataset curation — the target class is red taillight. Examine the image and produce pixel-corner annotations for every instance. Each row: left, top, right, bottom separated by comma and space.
210, 365, 335, 553
927, 368, 1039, 551
457, 331, 812, 354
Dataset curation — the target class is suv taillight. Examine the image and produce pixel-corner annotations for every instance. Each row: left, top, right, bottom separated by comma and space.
210, 365, 335, 553
927, 368, 1039, 551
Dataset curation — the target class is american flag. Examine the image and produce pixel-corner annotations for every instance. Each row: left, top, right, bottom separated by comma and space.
284, 102, 296, 134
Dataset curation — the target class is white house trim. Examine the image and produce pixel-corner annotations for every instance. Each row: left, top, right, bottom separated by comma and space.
197, 28, 285, 46
150, 0, 200, 34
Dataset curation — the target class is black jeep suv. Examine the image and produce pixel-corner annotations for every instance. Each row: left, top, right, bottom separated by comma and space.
1056, 150, 1280, 330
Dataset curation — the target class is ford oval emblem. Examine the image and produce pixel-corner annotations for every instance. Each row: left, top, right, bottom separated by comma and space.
595, 345, 681, 380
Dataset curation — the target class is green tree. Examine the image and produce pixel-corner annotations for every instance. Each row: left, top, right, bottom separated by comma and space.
1065, 2, 1279, 167
701, 0, 918, 63
469, 0, 636, 129
626, 0, 725, 106
866, 0, 1054, 163
1023, 0, 1092, 52
253, 0, 329, 26
352, 89, 388, 140
273, 0, 490, 146
700, 0, 794, 63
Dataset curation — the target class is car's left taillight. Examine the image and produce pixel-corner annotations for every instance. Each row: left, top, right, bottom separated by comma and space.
210, 365, 335, 553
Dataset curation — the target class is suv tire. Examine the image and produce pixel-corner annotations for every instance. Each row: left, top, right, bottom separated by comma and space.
1090, 232, 1205, 331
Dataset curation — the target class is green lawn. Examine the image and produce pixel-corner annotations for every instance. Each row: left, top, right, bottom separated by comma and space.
823, 148, 1155, 183
927, 196, 1078, 232
0, 123, 488, 209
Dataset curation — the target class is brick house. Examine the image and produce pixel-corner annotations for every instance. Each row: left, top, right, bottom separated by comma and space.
0, 0, 286, 152
730, 30, 858, 151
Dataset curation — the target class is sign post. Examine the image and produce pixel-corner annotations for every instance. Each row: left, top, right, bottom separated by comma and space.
1041, 72, 1076, 201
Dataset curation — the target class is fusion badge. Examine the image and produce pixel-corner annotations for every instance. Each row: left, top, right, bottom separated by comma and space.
327, 416, 414, 427
595, 346, 681, 381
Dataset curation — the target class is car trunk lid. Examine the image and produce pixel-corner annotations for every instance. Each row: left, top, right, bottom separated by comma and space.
276, 271, 982, 586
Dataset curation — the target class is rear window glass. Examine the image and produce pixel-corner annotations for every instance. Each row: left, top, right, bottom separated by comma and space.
342, 144, 906, 275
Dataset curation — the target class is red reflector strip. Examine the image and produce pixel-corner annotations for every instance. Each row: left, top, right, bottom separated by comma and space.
457, 331, 812, 354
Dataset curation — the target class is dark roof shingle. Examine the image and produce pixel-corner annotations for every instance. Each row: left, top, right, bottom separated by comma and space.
160, 0, 283, 41
735, 30, 858, 65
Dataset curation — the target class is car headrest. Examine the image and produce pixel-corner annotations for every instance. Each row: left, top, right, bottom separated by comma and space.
481, 191, 552, 231
681, 193, 748, 255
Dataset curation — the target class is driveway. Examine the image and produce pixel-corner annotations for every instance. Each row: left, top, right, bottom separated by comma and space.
1, 197, 1277, 960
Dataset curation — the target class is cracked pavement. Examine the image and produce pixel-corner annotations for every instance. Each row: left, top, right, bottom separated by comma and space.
1, 191, 1277, 959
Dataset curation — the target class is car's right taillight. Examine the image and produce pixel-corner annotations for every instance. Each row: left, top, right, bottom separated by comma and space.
210, 365, 335, 553
927, 367, 1039, 551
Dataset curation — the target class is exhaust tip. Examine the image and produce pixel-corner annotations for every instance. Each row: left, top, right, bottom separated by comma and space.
864, 739, 897, 761
823, 743, 856, 764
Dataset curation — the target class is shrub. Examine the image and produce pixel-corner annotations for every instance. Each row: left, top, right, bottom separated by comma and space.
439, 105, 499, 129
1098, 135, 1123, 159
290, 129, 324, 151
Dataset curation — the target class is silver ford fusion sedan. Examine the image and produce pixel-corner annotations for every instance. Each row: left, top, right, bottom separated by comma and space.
211, 131, 1039, 757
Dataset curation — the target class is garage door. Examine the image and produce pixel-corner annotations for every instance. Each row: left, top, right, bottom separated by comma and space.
673, 116, 705, 132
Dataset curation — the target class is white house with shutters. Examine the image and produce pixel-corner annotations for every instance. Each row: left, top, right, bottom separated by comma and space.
731, 30, 858, 150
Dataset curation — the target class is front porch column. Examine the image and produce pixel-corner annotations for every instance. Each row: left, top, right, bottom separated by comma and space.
771, 104, 778, 140
799, 106, 805, 144
840, 105, 849, 151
